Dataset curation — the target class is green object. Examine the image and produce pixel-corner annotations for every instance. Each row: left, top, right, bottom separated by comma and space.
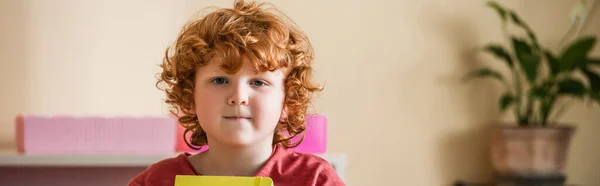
463, 1, 600, 126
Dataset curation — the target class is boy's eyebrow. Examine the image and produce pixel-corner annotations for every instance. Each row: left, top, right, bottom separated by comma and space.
211, 67, 224, 74
218, 66, 262, 75
195, 68, 221, 78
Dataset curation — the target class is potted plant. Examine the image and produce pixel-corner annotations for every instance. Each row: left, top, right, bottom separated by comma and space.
463, 0, 599, 180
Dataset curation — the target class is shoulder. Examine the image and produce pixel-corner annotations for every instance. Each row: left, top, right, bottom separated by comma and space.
268, 146, 345, 185
281, 149, 332, 170
289, 151, 340, 179
128, 153, 196, 186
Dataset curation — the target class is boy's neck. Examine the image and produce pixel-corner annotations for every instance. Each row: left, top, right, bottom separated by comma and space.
191, 136, 275, 176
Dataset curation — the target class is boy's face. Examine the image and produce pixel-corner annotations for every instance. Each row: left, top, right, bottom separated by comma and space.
192, 55, 285, 148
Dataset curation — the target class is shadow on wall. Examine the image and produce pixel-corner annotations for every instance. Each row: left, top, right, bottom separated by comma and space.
429, 13, 501, 184
0, 0, 29, 148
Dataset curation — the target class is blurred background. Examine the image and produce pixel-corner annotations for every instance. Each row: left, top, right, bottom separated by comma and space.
0, 0, 598, 185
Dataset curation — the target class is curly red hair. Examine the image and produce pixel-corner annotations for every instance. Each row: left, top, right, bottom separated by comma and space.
156, 0, 322, 150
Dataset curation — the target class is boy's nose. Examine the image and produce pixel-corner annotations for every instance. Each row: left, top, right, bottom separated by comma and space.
228, 98, 248, 105
227, 85, 249, 106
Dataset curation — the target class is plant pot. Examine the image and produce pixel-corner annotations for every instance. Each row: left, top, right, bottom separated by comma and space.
489, 125, 575, 178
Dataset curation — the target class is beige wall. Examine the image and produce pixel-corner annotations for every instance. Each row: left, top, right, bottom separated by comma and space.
1, 0, 599, 185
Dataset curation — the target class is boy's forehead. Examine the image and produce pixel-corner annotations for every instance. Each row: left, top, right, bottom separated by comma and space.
198, 58, 286, 76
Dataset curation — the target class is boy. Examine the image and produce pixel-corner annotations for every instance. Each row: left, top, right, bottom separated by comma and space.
129, 0, 344, 185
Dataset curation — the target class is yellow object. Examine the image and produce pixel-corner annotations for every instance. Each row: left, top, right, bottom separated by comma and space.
174, 175, 274, 186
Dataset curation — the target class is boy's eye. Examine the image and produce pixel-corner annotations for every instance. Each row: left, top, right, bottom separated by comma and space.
251, 80, 268, 87
211, 77, 229, 85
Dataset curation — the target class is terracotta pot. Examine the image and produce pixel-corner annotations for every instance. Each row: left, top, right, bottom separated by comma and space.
490, 125, 575, 178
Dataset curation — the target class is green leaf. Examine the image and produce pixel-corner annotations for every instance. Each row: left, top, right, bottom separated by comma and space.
560, 36, 597, 71
575, 58, 600, 68
540, 95, 556, 125
487, 1, 508, 22
512, 37, 541, 83
484, 44, 513, 67
557, 78, 587, 98
590, 92, 600, 104
509, 11, 539, 50
526, 31, 540, 50
462, 68, 505, 82
572, 58, 589, 69
581, 68, 600, 95
530, 86, 548, 99
544, 50, 561, 75
587, 58, 600, 66
572, 58, 600, 69
509, 11, 525, 28
499, 92, 515, 112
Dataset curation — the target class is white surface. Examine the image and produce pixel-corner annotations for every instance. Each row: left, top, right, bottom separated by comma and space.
0, 152, 177, 167
0, 149, 347, 182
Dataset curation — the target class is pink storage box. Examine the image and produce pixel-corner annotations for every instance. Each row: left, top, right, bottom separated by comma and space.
290, 114, 328, 153
15, 114, 176, 154
174, 114, 328, 154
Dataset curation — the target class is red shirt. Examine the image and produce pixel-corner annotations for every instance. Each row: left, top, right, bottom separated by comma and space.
128, 145, 345, 186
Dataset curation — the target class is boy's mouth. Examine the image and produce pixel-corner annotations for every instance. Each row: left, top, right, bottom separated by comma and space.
223, 116, 251, 120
